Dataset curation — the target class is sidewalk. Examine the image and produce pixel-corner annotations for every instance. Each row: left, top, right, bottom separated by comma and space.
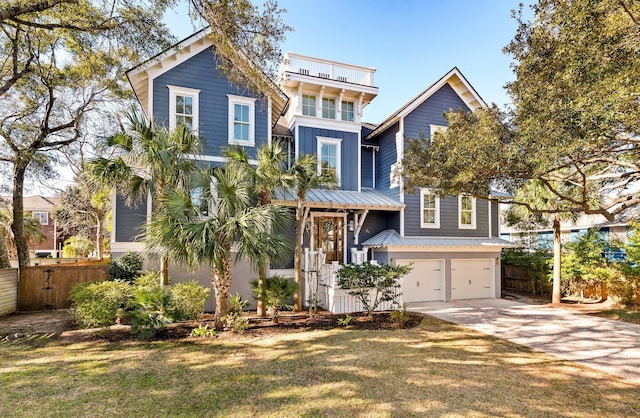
408, 298, 640, 385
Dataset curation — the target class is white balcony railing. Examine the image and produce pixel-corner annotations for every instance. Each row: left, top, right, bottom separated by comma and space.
281, 53, 375, 87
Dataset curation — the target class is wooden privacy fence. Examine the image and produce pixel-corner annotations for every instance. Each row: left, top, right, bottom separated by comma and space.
502, 265, 535, 293
19, 264, 109, 311
0, 269, 18, 315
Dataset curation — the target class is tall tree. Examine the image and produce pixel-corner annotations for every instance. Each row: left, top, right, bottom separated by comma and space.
88, 110, 201, 284
0, 0, 175, 266
52, 172, 110, 259
403, 0, 640, 301
224, 142, 294, 317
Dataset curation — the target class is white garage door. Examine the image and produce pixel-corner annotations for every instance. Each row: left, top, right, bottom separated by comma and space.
451, 259, 494, 300
397, 259, 444, 302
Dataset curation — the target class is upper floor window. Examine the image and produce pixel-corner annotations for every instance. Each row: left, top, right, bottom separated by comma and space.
341, 100, 354, 122
420, 189, 440, 228
227, 95, 256, 146
317, 136, 342, 185
459, 194, 476, 229
168, 85, 200, 131
32, 211, 48, 225
302, 94, 316, 116
322, 98, 336, 119
429, 124, 447, 141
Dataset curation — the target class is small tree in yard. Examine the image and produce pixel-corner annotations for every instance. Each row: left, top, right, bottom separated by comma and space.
251, 275, 297, 323
336, 262, 412, 318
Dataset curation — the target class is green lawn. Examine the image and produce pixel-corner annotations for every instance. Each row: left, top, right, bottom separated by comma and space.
1, 317, 638, 417
593, 307, 640, 325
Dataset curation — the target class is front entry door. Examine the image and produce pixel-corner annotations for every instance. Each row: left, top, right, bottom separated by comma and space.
315, 217, 344, 263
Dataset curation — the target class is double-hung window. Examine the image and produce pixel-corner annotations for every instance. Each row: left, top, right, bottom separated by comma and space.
458, 194, 476, 229
302, 94, 316, 116
32, 211, 48, 225
168, 85, 200, 131
227, 95, 256, 146
322, 98, 336, 119
317, 136, 341, 185
341, 100, 354, 122
420, 189, 440, 228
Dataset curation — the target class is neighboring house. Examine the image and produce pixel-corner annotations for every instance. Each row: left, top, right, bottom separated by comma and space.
116, 28, 511, 312
501, 205, 639, 256
1, 195, 61, 257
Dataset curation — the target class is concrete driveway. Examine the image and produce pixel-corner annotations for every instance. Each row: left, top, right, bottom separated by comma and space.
407, 298, 640, 385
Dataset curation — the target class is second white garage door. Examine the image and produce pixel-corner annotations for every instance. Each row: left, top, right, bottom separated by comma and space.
397, 259, 444, 302
451, 259, 494, 300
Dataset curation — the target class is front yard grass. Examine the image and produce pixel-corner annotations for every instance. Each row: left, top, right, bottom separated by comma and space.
1, 316, 638, 417
592, 307, 640, 325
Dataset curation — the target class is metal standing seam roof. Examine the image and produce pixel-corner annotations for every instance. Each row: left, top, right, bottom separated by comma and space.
361, 229, 514, 248
273, 188, 404, 210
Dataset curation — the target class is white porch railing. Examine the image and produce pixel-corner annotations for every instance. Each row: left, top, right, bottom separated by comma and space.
303, 248, 397, 314
281, 53, 376, 86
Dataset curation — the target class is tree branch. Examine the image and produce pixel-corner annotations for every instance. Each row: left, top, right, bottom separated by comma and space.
0, 0, 77, 21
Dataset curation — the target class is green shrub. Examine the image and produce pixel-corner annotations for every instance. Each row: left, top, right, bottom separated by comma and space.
62, 236, 95, 258
109, 251, 143, 283
390, 304, 410, 328
222, 312, 249, 333
501, 247, 551, 294
134, 270, 161, 288
250, 275, 297, 323
337, 314, 354, 326
608, 265, 640, 305
129, 287, 175, 339
228, 293, 248, 315
170, 281, 210, 320
70, 280, 133, 328
190, 324, 216, 338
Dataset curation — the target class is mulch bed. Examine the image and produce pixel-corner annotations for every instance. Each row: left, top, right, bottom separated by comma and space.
88, 310, 424, 343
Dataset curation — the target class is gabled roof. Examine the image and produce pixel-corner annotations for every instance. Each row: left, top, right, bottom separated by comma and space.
273, 188, 404, 211
126, 27, 289, 127
1, 195, 57, 212
361, 229, 512, 249
366, 67, 486, 139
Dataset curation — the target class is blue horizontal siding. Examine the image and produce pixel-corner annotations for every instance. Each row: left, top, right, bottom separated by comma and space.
115, 193, 146, 242
361, 147, 374, 188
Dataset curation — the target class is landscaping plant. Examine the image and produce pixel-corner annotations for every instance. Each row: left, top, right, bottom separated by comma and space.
70, 280, 133, 328
61, 236, 95, 258
170, 281, 210, 320
129, 287, 175, 339
108, 251, 143, 284
390, 304, 411, 328
336, 262, 411, 317
251, 275, 298, 323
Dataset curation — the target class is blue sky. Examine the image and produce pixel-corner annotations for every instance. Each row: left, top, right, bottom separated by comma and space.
163, 0, 525, 123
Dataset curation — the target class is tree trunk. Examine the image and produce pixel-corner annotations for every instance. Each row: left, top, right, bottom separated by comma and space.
0, 233, 10, 269
552, 216, 562, 305
293, 206, 304, 312
96, 210, 104, 260
160, 253, 169, 286
212, 256, 232, 329
11, 160, 30, 267
256, 261, 267, 317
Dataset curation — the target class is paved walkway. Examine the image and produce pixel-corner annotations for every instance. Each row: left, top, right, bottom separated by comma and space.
407, 299, 640, 385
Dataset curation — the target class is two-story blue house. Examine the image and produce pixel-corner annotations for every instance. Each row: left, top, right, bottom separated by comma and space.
114, 28, 510, 312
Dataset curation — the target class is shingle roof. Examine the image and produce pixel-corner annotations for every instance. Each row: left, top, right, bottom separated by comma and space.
273, 188, 404, 210
362, 229, 513, 249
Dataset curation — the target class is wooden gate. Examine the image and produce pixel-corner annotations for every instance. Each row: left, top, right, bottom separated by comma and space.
19, 264, 109, 311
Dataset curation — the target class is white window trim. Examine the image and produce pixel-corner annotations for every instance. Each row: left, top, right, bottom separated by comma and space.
227, 94, 257, 146
321, 97, 336, 120
429, 124, 447, 141
302, 94, 317, 117
168, 85, 200, 131
458, 194, 477, 229
341, 100, 355, 122
32, 211, 49, 226
420, 189, 440, 228
317, 136, 342, 185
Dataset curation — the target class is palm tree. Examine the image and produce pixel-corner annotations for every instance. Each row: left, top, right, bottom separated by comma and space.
224, 142, 294, 316
88, 110, 200, 285
507, 180, 580, 304
147, 166, 289, 329
290, 153, 334, 312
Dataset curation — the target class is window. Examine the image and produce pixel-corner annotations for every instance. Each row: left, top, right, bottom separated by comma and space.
168, 85, 200, 131
420, 189, 440, 228
317, 137, 342, 184
341, 100, 354, 122
429, 124, 447, 141
322, 98, 336, 119
458, 194, 476, 229
32, 211, 48, 225
302, 94, 316, 116
227, 95, 256, 146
